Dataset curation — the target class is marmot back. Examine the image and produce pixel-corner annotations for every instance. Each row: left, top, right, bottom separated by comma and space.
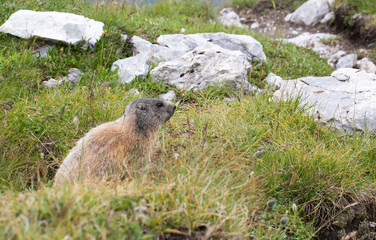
53, 98, 176, 187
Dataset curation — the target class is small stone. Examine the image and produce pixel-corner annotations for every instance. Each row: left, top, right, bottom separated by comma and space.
128, 89, 140, 96
121, 34, 128, 41
328, 50, 346, 64
223, 97, 236, 102
284, 13, 293, 22
320, 11, 335, 24
180, 28, 186, 33
336, 54, 357, 69
33, 45, 54, 57
358, 58, 376, 74
43, 78, 58, 87
250, 22, 260, 29
218, 8, 243, 28
160, 90, 176, 101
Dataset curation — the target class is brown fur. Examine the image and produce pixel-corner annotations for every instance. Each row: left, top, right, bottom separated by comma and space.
54, 98, 175, 187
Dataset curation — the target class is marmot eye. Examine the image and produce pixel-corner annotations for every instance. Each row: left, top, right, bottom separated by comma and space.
156, 102, 164, 107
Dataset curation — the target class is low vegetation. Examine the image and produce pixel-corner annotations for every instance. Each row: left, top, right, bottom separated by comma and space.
1, 0, 375, 239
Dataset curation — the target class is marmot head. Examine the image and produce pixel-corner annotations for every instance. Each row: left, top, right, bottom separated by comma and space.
125, 98, 176, 136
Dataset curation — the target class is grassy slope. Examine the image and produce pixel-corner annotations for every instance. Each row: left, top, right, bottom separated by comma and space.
0, 0, 375, 238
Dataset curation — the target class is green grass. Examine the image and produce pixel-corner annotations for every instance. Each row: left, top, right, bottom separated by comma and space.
335, 0, 376, 14
230, 0, 307, 11
1, 0, 375, 238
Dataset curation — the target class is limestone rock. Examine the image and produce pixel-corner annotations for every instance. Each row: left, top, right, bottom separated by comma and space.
150, 45, 251, 91
0, 10, 104, 45
218, 8, 243, 28
283, 32, 336, 58
43, 68, 82, 87
160, 90, 176, 101
336, 54, 357, 69
287, 0, 331, 25
328, 50, 346, 65
320, 11, 335, 24
358, 58, 376, 74
157, 32, 266, 62
265, 69, 376, 133
111, 53, 150, 84
128, 89, 140, 96
33, 45, 55, 57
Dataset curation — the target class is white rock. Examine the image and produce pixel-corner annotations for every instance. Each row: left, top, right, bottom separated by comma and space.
283, 32, 336, 58
284, 13, 293, 22
250, 22, 260, 29
43, 68, 82, 87
131, 35, 186, 63
59, 68, 82, 84
336, 54, 357, 69
0, 10, 104, 45
328, 50, 346, 64
113, 33, 266, 85
150, 45, 251, 91
157, 32, 266, 62
128, 88, 140, 96
265, 69, 376, 133
131, 35, 153, 54
112, 53, 150, 84
264, 73, 284, 90
218, 8, 243, 28
327, 0, 335, 7
43, 78, 59, 87
284, 32, 335, 48
121, 34, 128, 41
288, 0, 330, 25
358, 58, 376, 74
33, 45, 54, 57
180, 28, 186, 33
320, 11, 335, 24
160, 90, 176, 101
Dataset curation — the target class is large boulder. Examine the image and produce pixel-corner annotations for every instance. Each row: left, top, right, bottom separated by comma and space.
150, 45, 251, 91
287, 0, 331, 26
265, 69, 376, 133
157, 32, 266, 62
112, 33, 266, 87
0, 10, 104, 45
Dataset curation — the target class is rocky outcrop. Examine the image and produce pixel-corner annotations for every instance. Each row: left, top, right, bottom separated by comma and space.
265, 68, 376, 133
150, 45, 251, 91
112, 33, 266, 89
0, 10, 104, 45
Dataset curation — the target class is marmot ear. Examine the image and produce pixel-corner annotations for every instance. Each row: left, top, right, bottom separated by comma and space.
137, 102, 147, 111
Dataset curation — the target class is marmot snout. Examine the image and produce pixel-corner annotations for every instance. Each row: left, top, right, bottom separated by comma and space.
53, 98, 176, 187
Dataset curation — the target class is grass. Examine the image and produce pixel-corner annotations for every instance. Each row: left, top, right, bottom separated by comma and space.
1, 0, 375, 238
230, 0, 307, 11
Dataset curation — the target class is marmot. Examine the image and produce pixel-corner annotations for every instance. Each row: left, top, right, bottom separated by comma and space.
53, 98, 176, 187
